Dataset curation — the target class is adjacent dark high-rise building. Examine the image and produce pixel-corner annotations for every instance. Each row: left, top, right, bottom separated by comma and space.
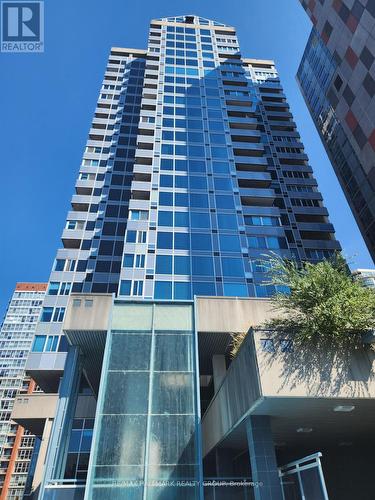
297, 0, 375, 261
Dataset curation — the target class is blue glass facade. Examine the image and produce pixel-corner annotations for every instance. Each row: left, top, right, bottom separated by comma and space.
24, 15, 342, 500
119, 18, 340, 301
27, 16, 341, 368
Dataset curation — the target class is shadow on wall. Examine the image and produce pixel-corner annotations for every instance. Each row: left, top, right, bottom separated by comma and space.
253, 329, 375, 398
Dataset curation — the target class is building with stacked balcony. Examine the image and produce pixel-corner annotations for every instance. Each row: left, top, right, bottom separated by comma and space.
9, 14, 375, 500
0, 283, 47, 499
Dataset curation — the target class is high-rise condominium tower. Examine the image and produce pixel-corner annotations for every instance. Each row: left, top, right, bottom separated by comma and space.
11, 15, 361, 500
297, 0, 375, 261
34, 13, 339, 332
0, 283, 47, 499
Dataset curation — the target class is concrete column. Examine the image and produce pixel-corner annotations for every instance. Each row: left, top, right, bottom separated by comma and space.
246, 415, 283, 500
212, 354, 226, 393
32, 418, 54, 494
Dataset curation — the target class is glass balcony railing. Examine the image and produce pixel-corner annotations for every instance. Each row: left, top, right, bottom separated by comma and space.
44, 480, 85, 500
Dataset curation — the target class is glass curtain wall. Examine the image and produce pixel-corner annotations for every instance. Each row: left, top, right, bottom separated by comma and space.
85, 302, 201, 499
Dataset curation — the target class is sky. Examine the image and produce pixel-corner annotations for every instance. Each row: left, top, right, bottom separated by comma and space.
0, 0, 373, 319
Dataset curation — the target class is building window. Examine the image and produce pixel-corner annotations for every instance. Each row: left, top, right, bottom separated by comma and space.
137, 231, 147, 243
132, 281, 143, 296
135, 255, 145, 268
120, 280, 131, 296
248, 236, 288, 250
174, 256, 190, 275
219, 234, 241, 252
192, 282, 216, 296
40, 307, 53, 322
126, 231, 136, 243
175, 212, 189, 227
158, 211, 173, 226
55, 259, 76, 272
280, 339, 293, 353
174, 282, 191, 300
174, 233, 189, 250
156, 255, 173, 274
192, 256, 214, 276
48, 282, 59, 295
154, 281, 172, 299
32, 335, 59, 352
223, 283, 248, 297
244, 216, 280, 227
123, 254, 134, 267
157, 232, 173, 249
32, 335, 47, 352
130, 210, 148, 220
64, 418, 94, 481
221, 258, 245, 277
52, 307, 66, 322
191, 212, 210, 229
49, 281, 72, 295
60, 282, 71, 295
260, 339, 275, 353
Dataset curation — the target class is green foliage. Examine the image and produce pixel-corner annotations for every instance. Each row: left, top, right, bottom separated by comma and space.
264, 252, 375, 345
230, 331, 248, 358
230, 253, 375, 358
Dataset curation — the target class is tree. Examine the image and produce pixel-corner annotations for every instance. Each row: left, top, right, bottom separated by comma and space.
230, 253, 375, 357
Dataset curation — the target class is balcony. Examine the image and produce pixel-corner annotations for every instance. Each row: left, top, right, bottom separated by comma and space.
75, 179, 96, 189
237, 171, 272, 188
235, 156, 268, 170
132, 164, 152, 176
26, 352, 67, 393
131, 180, 151, 194
240, 187, 275, 206
269, 120, 296, 131
230, 129, 261, 139
277, 151, 309, 162
43, 482, 85, 500
134, 148, 154, 160
242, 205, 280, 217
61, 229, 84, 249
261, 91, 286, 100
225, 104, 253, 114
228, 117, 258, 129
128, 199, 150, 211
63, 294, 113, 394
301, 239, 341, 250
297, 222, 335, 233
292, 206, 329, 216
266, 110, 293, 120
264, 101, 290, 110
282, 164, 313, 173
11, 394, 58, 434
71, 194, 100, 205
232, 143, 264, 155
141, 98, 158, 108
285, 177, 317, 186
